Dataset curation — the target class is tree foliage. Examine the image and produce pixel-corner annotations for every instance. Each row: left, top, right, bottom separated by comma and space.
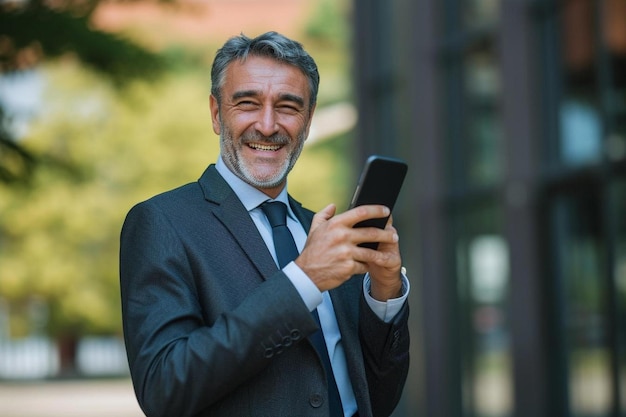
0, 0, 351, 344
0, 63, 349, 339
0, 63, 217, 337
0, 0, 165, 185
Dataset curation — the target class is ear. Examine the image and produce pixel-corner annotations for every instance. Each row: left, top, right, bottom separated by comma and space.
209, 94, 221, 135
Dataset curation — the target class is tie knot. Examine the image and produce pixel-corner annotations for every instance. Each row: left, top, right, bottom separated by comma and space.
261, 201, 288, 228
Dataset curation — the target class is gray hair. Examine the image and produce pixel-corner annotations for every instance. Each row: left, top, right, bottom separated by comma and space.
210, 32, 319, 110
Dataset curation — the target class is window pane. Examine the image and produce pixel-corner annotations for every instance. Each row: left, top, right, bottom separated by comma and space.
558, 0, 603, 166
463, 0, 500, 30
461, 44, 503, 187
551, 191, 613, 416
602, 0, 626, 163
455, 203, 513, 417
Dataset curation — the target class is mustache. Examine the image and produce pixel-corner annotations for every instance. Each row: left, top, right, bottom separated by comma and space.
241, 132, 290, 145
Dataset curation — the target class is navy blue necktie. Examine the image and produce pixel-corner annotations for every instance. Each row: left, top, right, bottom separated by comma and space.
261, 201, 344, 417
261, 201, 299, 269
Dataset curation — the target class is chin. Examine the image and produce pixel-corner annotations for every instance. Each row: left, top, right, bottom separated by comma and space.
252, 176, 285, 189
247, 164, 289, 184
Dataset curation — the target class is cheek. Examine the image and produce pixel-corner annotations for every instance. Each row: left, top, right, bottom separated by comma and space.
278, 117, 308, 138
229, 114, 258, 135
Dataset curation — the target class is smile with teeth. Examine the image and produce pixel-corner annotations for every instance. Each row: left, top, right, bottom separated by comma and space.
248, 143, 283, 151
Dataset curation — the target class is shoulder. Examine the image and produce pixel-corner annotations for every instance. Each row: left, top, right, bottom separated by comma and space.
132, 181, 202, 213
127, 164, 224, 216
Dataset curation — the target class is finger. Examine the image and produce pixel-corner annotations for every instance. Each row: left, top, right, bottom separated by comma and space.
352, 260, 370, 275
353, 244, 397, 267
340, 205, 391, 227
385, 214, 394, 227
309, 203, 336, 232
352, 227, 399, 248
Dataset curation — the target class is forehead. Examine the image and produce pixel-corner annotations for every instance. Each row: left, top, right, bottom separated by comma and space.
222, 55, 311, 102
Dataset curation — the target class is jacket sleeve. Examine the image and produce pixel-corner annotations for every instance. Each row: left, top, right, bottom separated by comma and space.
359, 295, 410, 417
119, 201, 318, 417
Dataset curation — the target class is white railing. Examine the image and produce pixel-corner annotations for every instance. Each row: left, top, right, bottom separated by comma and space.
0, 336, 129, 380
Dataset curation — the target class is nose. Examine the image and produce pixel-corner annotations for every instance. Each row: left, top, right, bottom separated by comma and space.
255, 106, 280, 137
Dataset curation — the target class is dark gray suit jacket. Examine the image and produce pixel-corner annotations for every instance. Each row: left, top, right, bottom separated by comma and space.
120, 165, 409, 417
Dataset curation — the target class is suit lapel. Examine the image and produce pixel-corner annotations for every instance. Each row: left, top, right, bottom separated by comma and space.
287, 196, 313, 232
198, 165, 278, 280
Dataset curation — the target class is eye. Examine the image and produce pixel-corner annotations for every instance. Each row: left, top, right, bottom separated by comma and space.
277, 103, 300, 114
236, 100, 258, 110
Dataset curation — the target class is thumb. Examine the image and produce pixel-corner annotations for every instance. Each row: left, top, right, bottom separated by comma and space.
310, 203, 336, 232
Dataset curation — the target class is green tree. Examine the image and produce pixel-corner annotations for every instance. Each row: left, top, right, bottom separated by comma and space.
0, 0, 169, 375
0, 0, 352, 377
0, 61, 349, 376
0, 0, 164, 185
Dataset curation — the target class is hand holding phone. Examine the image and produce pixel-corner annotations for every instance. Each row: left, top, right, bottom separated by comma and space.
349, 155, 408, 249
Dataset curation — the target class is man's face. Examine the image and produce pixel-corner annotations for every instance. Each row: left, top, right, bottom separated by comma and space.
210, 55, 315, 197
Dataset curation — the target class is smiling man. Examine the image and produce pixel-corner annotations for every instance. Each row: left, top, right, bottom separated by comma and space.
212, 54, 310, 197
120, 32, 410, 417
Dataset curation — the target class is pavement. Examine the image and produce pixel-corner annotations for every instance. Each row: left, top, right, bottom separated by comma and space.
0, 378, 144, 417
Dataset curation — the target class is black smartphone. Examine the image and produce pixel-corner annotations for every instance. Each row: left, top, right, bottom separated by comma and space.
349, 155, 408, 249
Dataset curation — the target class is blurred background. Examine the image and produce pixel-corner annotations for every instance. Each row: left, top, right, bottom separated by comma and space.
1, 0, 626, 417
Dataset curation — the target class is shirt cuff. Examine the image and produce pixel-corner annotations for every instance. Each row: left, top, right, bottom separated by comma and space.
363, 272, 410, 323
283, 261, 323, 312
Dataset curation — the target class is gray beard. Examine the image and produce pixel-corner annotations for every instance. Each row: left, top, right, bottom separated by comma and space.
219, 128, 305, 189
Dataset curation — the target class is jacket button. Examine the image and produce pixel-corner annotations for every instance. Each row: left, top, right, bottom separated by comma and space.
290, 329, 301, 340
263, 347, 274, 358
309, 393, 324, 408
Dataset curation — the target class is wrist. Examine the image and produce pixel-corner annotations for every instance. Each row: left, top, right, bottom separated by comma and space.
369, 278, 403, 301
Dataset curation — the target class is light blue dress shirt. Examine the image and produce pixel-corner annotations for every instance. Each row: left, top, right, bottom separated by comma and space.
215, 157, 409, 417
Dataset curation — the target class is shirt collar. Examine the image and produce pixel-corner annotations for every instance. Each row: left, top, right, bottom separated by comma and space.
215, 156, 295, 218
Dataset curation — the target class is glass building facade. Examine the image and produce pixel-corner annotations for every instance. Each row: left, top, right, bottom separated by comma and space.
352, 1, 626, 416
